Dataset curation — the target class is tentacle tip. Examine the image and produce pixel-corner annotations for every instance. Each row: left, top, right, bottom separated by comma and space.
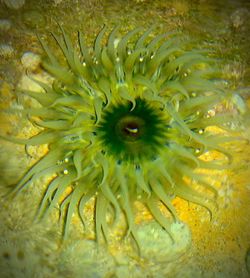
129, 101, 136, 111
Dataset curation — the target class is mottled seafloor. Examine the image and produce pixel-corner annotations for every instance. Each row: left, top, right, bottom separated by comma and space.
0, 0, 249, 277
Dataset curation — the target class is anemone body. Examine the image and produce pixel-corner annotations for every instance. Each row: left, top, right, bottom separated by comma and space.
6, 26, 236, 246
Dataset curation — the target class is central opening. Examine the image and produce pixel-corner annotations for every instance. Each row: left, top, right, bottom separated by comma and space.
123, 122, 139, 136
115, 115, 145, 142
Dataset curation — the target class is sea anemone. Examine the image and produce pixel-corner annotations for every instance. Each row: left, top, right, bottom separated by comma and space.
2, 26, 240, 248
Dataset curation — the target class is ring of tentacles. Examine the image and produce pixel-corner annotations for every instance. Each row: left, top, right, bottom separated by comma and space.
3, 26, 237, 247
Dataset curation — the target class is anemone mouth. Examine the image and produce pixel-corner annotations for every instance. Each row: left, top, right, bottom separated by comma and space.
116, 115, 144, 141
97, 98, 166, 162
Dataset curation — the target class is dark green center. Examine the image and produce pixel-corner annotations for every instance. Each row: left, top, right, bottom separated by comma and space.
97, 98, 165, 162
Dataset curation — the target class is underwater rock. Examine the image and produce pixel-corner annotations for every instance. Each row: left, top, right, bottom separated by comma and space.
0, 44, 14, 58
53, 0, 64, 5
21, 52, 41, 71
0, 237, 39, 278
58, 240, 115, 278
0, 19, 11, 31
136, 221, 191, 262
230, 8, 250, 30
22, 10, 45, 28
1, 0, 25, 9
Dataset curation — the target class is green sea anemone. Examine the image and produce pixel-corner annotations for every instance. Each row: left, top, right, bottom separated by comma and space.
2, 26, 240, 248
